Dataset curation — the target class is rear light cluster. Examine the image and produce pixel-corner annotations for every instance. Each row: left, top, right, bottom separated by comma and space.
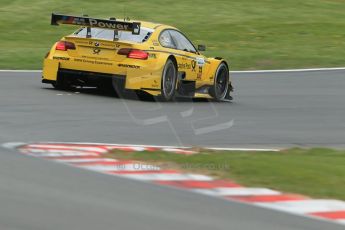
55, 41, 76, 51
117, 48, 148, 60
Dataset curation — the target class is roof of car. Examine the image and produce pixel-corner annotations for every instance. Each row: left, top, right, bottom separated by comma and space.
140, 21, 161, 29
115, 19, 176, 30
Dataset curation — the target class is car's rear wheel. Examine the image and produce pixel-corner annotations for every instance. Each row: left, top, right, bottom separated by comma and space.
209, 63, 229, 101
161, 59, 177, 101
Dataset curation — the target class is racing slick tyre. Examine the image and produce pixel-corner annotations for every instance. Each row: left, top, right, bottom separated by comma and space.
209, 62, 229, 101
161, 59, 177, 101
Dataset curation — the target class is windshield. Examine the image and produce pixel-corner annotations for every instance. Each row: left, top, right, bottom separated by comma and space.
72, 27, 154, 43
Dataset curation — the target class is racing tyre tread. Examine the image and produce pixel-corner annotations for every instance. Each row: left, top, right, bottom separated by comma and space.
160, 59, 178, 101
209, 62, 230, 101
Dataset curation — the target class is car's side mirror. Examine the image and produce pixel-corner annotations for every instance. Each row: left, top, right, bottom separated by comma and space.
198, 44, 206, 52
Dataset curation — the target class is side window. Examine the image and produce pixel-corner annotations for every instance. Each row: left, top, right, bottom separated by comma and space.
159, 30, 176, 49
169, 30, 197, 53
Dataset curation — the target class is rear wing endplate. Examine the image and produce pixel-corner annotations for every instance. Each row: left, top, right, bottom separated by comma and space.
51, 13, 141, 35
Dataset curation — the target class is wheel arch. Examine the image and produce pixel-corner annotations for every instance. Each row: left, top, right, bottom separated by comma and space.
160, 56, 178, 101
206, 58, 229, 81
167, 55, 178, 69
220, 60, 229, 71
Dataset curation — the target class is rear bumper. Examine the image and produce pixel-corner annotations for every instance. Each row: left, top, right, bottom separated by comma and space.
42, 56, 162, 93
42, 68, 126, 88
42, 79, 55, 84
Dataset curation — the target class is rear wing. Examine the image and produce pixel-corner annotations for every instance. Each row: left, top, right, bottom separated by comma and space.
51, 13, 141, 35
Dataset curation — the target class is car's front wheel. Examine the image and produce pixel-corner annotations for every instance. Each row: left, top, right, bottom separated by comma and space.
161, 59, 177, 101
209, 62, 229, 101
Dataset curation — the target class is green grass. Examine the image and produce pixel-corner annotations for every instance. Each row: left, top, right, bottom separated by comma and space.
106, 148, 345, 200
1, 0, 345, 70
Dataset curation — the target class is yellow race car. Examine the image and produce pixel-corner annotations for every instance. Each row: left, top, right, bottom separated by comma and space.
42, 13, 233, 101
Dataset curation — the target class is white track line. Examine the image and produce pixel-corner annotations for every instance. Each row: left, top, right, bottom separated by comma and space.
23, 149, 96, 155
1, 67, 345, 74
2, 142, 281, 153
22, 142, 281, 152
1, 142, 27, 149
118, 173, 214, 181
193, 187, 281, 196
257, 200, 345, 214
24, 144, 108, 152
81, 164, 160, 172
55, 158, 118, 163
20, 142, 191, 150
337, 219, 345, 225
207, 147, 280, 152
231, 67, 345, 73
28, 152, 100, 157
0, 70, 41, 73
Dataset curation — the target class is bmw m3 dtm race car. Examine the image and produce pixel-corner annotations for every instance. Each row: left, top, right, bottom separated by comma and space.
42, 13, 233, 101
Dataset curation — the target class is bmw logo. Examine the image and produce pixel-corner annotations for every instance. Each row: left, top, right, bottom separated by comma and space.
95, 42, 100, 47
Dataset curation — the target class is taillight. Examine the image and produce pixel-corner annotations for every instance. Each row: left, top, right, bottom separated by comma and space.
117, 48, 148, 60
128, 50, 149, 60
56, 41, 76, 51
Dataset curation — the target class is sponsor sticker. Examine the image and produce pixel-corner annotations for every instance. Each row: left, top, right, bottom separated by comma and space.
74, 58, 113, 66
118, 63, 140, 69
196, 57, 205, 67
178, 63, 192, 70
149, 53, 157, 59
53, 56, 70, 61
89, 19, 129, 30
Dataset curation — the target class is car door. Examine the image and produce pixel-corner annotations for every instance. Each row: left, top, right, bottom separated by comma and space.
169, 30, 205, 81
159, 30, 206, 81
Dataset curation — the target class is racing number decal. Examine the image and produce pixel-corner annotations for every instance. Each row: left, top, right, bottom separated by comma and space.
196, 57, 205, 80
197, 66, 203, 80
191, 59, 204, 80
191, 60, 196, 72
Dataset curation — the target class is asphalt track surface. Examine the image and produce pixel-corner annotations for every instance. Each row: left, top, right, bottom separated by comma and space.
0, 70, 345, 230
1, 70, 345, 148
